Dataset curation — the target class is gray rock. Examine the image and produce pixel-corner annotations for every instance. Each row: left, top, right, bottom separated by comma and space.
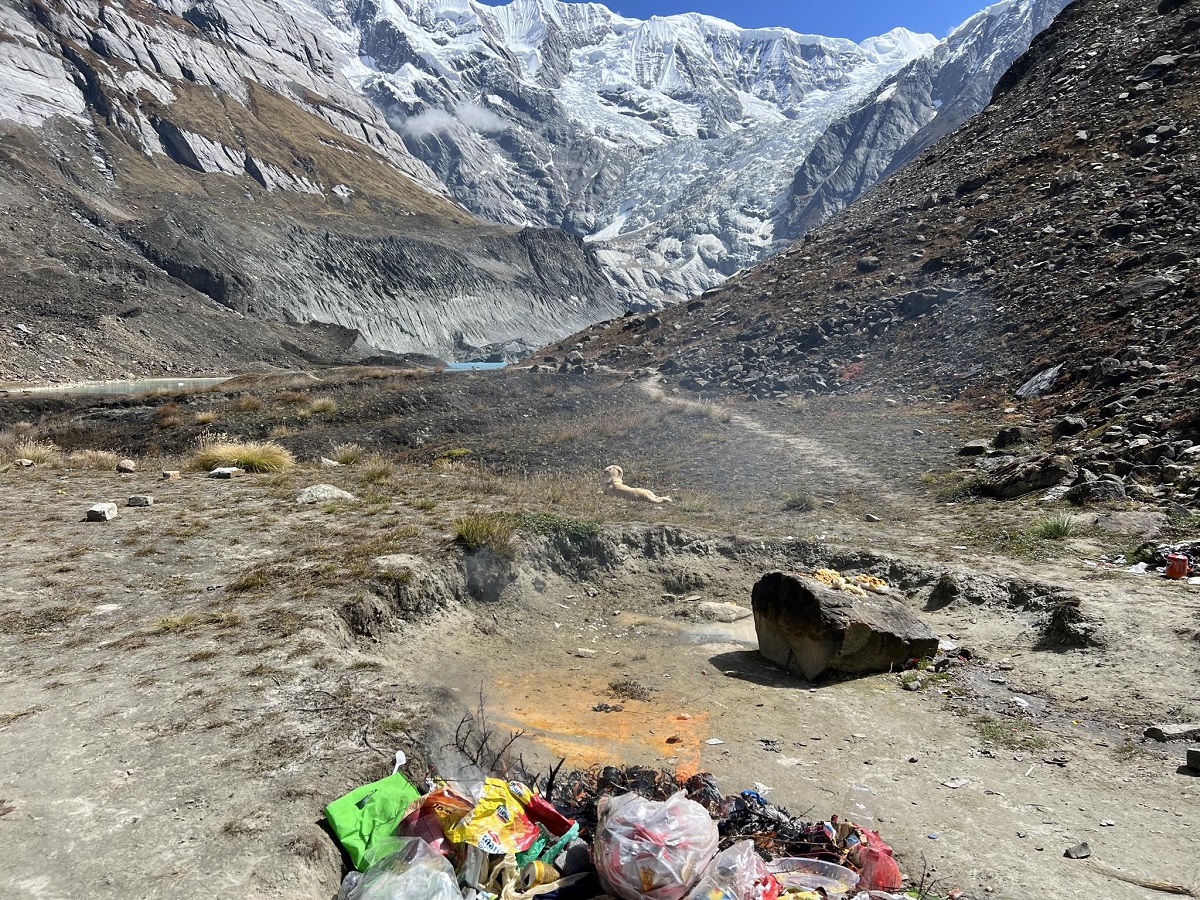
995, 425, 1037, 449
1052, 416, 1088, 440
980, 454, 1074, 499
14, 458, 35, 467
296, 484, 356, 504
208, 467, 245, 479
1063, 842, 1091, 860
856, 256, 882, 273
1066, 478, 1127, 504
698, 601, 753, 623
116, 458, 137, 473
86, 503, 118, 522
959, 438, 991, 456
126, 495, 153, 507
319, 457, 341, 467
1015, 363, 1065, 398
752, 572, 939, 681
1144, 723, 1200, 742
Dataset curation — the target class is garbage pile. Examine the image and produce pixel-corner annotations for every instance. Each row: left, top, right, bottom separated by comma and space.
325, 764, 910, 900
1089, 539, 1200, 582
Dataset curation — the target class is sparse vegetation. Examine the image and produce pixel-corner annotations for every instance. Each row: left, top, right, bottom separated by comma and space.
194, 410, 219, 425
1030, 512, 1078, 541
453, 512, 516, 558
65, 449, 120, 470
154, 401, 185, 428
231, 395, 264, 412
309, 397, 338, 415
783, 492, 815, 512
3, 437, 61, 466
330, 442, 365, 465
189, 436, 295, 473
970, 714, 1050, 751
361, 452, 398, 483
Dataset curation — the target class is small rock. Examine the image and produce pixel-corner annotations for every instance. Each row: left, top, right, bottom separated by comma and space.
209, 467, 245, 479
941, 777, 970, 789
1100, 819, 1115, 827
1144, 723, 1200, 742
116, 458, 137, 473
161, 470, 181, 480
296, 484, 356, 504
995, 426, 1037, 449
127, 495, 153, 507
865, 513, 882, 523
665, 734, 682, 744
14, 458, 35, 467
319, 457, 341, 467
1052, 416, 1088, 440
959, 439, 991, 456
86, 503, 118, 522
1064, 842, 1092, 860
698, 601, 753, 623
574, 648, 596, 659
856, 256, 882, 273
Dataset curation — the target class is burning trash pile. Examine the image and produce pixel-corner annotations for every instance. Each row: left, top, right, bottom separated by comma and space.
326, 763, 911, 900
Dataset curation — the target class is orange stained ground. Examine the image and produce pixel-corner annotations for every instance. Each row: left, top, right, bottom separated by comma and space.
488, 669, 712, 776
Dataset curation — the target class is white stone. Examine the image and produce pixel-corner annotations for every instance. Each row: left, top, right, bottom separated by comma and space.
296, 483, 355, 504
86, 503, 118, 522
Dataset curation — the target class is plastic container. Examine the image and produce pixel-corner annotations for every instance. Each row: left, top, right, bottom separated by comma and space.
1166, 553, 1190, 579
766, 858, 859, 894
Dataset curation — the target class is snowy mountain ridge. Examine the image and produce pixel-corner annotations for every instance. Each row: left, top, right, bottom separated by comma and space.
283, 0, 1061, 305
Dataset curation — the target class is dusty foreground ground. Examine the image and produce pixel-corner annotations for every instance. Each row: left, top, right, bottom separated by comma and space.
0, 369, 1197, 900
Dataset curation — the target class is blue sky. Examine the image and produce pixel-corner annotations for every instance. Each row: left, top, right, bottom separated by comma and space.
607, 0, 991, 41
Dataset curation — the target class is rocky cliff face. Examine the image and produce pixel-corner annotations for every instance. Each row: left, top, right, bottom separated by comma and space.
776, 0, 1070, 241
0, 0, 622, 380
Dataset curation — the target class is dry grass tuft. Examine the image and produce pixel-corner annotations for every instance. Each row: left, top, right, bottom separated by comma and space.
66, 449, 120, 470
194, 410, 219, 425
330, 442, 365, 465
308, 397, 338, 415
231, 395, 264, 412
361, 453, 398, 483
3, 436, 62, 466
189, 436, 295, 473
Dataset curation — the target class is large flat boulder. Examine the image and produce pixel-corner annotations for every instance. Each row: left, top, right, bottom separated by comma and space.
751, 572, 939, 681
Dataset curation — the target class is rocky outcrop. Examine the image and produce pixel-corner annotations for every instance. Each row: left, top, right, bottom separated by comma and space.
751, 572, 939, 681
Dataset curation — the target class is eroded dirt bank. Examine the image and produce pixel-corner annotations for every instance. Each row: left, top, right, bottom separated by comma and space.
1, 369, 1197, 899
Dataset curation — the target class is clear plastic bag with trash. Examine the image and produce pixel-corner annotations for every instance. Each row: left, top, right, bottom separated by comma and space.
593, 790, 720, 900
338, 836, 461, 900
684, 840, 779, 900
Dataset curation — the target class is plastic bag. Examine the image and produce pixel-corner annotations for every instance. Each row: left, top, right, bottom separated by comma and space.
685, 841, 779, 900
446, 778, 540, 854
341, 837, 461, 900
594, 790, 720, 900
325, 772, 422, 871
850, 828, 902, 892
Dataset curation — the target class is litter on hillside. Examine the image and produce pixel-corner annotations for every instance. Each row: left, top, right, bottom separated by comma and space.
326, 763, 917, 900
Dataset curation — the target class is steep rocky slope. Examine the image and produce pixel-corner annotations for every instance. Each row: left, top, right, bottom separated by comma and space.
776, 0, 1069, 240
544, 0, 1200, 509
0, 0, 621, 381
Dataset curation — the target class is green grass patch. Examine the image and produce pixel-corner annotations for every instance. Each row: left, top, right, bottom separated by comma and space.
453, 512, 516, 558
1030, 512, 1077, 541
971, 714, 1050, 751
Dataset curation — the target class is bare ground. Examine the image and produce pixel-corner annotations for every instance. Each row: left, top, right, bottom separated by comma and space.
1, 369, 1197, 900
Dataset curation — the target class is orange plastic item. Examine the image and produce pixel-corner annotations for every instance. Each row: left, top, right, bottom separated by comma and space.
1166, 554, 1190, 579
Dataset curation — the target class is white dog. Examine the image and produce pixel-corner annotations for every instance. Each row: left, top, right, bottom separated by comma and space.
603, 465, 673, 504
